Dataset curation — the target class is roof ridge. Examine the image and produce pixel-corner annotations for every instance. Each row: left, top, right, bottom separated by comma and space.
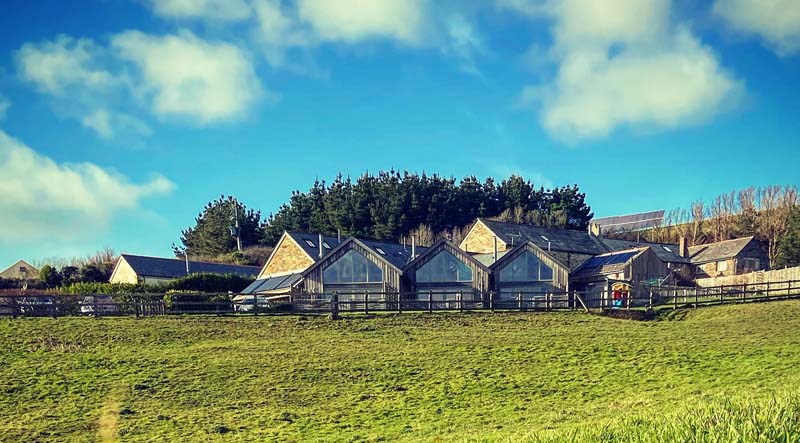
121, 253, 260, 268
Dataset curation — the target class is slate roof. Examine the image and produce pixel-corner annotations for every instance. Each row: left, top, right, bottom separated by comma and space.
571, 248, 645, 279
288, 232, 428, 270
478, 219, 690, 265
120, 254, 260, 279
599, 238, 689, 264
688, 236, 756, 264
591, 210, 665, 234
480, 219, 608, 255
286, 232, 344, 260
240, 273, 302, 294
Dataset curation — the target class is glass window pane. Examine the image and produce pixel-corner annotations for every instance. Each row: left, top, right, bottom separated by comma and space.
499, 251, 551, 282
323, 250, 383, 284
416, 251, 472, 283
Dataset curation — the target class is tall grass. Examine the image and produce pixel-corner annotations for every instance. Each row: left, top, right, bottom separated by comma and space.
502, 392, 800, 443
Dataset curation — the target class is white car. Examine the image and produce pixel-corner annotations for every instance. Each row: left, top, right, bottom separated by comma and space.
232, 294, 269, 312
80, 295, 118, 314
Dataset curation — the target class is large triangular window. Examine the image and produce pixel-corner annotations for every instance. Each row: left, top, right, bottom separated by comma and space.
498, 250, 553, 282
323, 250, 383, 284
416, 251, 472, 283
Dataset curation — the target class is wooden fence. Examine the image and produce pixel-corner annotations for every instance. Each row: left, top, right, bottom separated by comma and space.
1, 280, 800, 318
696, 266, 800, 287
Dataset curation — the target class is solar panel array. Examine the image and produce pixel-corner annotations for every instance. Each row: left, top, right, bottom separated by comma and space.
241, 273, 302, 294
591, 210, 665, 234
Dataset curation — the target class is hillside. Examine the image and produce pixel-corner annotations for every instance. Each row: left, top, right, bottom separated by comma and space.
2, 303, 800, 441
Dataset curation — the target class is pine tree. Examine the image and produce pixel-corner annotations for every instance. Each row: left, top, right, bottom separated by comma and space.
174, 196, 263, 258
776, 208, 800, 268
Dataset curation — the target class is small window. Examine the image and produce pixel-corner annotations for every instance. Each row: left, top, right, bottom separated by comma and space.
304, 240, 316, 248
718, 261, 728, 272
662, 246, 673, 253
376, 247, 386, 255
540, 235, 550, 242
323, 242, 331, 249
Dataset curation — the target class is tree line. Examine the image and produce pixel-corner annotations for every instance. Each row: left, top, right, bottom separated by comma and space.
174, 171, 594, 260
613, 185, 800, 267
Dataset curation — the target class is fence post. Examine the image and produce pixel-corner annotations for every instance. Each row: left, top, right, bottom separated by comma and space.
518, 292, 522, 311
673, 287, 677, 310
134, 296, 140, 318
397, 292, 402, 314
331, 293, 339, 320
364, 291, 369, 315
458, 292, 463, 313
694, 287, 698, 309
648, 289, 653, 310
11, 296, 19, 319
93, 296, 98, 318
428, 290, 433, 314
742, 283, 747, 303
489, 292, 494, 311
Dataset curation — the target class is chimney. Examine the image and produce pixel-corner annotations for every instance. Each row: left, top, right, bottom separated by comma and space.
589, 223, 602, 237
678, 237, 688, 258
411, 235, 416, 260
318, 233, 323, 258
337, 229, 341, 242
493, 236, 498, 263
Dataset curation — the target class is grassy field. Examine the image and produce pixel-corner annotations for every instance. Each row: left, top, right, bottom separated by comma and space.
2, 302, 800, 442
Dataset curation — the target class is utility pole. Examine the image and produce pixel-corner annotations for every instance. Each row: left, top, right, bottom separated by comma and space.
231, 198, 242, 252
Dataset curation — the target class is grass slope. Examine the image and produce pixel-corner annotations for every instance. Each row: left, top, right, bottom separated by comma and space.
2, 302, 800, 442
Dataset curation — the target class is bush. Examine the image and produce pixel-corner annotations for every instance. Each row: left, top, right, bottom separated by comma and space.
61, 273, 254, 295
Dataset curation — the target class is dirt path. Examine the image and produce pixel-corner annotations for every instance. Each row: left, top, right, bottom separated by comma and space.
97, 396, 120, 443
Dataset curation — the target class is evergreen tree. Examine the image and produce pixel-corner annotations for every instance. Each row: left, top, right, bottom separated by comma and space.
174, 196, 264, 258
776, 208, 800, 268
259, 170, 594, 245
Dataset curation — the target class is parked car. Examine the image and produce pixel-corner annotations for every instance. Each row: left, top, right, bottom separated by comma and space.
232, 294, 269, 312
80, 295, 119, 315
18, 296, 57, 316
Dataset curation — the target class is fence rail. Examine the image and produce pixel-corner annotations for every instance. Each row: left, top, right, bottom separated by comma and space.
1, 280, 799, 319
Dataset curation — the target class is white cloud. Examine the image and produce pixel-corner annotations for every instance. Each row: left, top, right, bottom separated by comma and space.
0, 130, 174, 241
112, 30, 264, 124
713, 0, 800, 56
505, 0, 743, 142
81, 109, 152, 139
0, 95, 9, 120
16, 35, 115, 95
15, 36, 154, 139
295, 0, 425, 45
253, 0, 483, 73
147, 0, 252, 22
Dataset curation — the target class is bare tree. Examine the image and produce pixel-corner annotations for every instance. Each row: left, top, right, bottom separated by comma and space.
689, 201, 706, 246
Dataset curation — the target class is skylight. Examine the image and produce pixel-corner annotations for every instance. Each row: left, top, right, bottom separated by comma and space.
376, 247, 386, 255
540, 235, 550, 241
304, 240, 316, 248
323, 242, 331, 249
662, 246, 673, 253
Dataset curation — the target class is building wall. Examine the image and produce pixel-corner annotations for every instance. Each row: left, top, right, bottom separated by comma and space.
0, 260, 38, 280
109, 258, 139, 284
460, 220, 507, 254
260, 235, 315, 278
303, 241, 402, 294
628, 248, 671, 284
736, 240, 770, 274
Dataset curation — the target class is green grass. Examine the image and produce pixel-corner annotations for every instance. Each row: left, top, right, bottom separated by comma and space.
2, 302, 800, 442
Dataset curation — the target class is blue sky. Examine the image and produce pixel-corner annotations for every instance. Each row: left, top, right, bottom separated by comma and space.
0, 0, 798, 266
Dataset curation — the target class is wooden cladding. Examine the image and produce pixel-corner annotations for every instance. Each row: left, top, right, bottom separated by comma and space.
303, 240, 402, 294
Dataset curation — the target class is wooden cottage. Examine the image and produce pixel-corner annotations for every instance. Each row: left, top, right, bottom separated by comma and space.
401, 238, 490, 306
300, 237, 425, 299
484, 241, 570, 297
570, 247, 671, 288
